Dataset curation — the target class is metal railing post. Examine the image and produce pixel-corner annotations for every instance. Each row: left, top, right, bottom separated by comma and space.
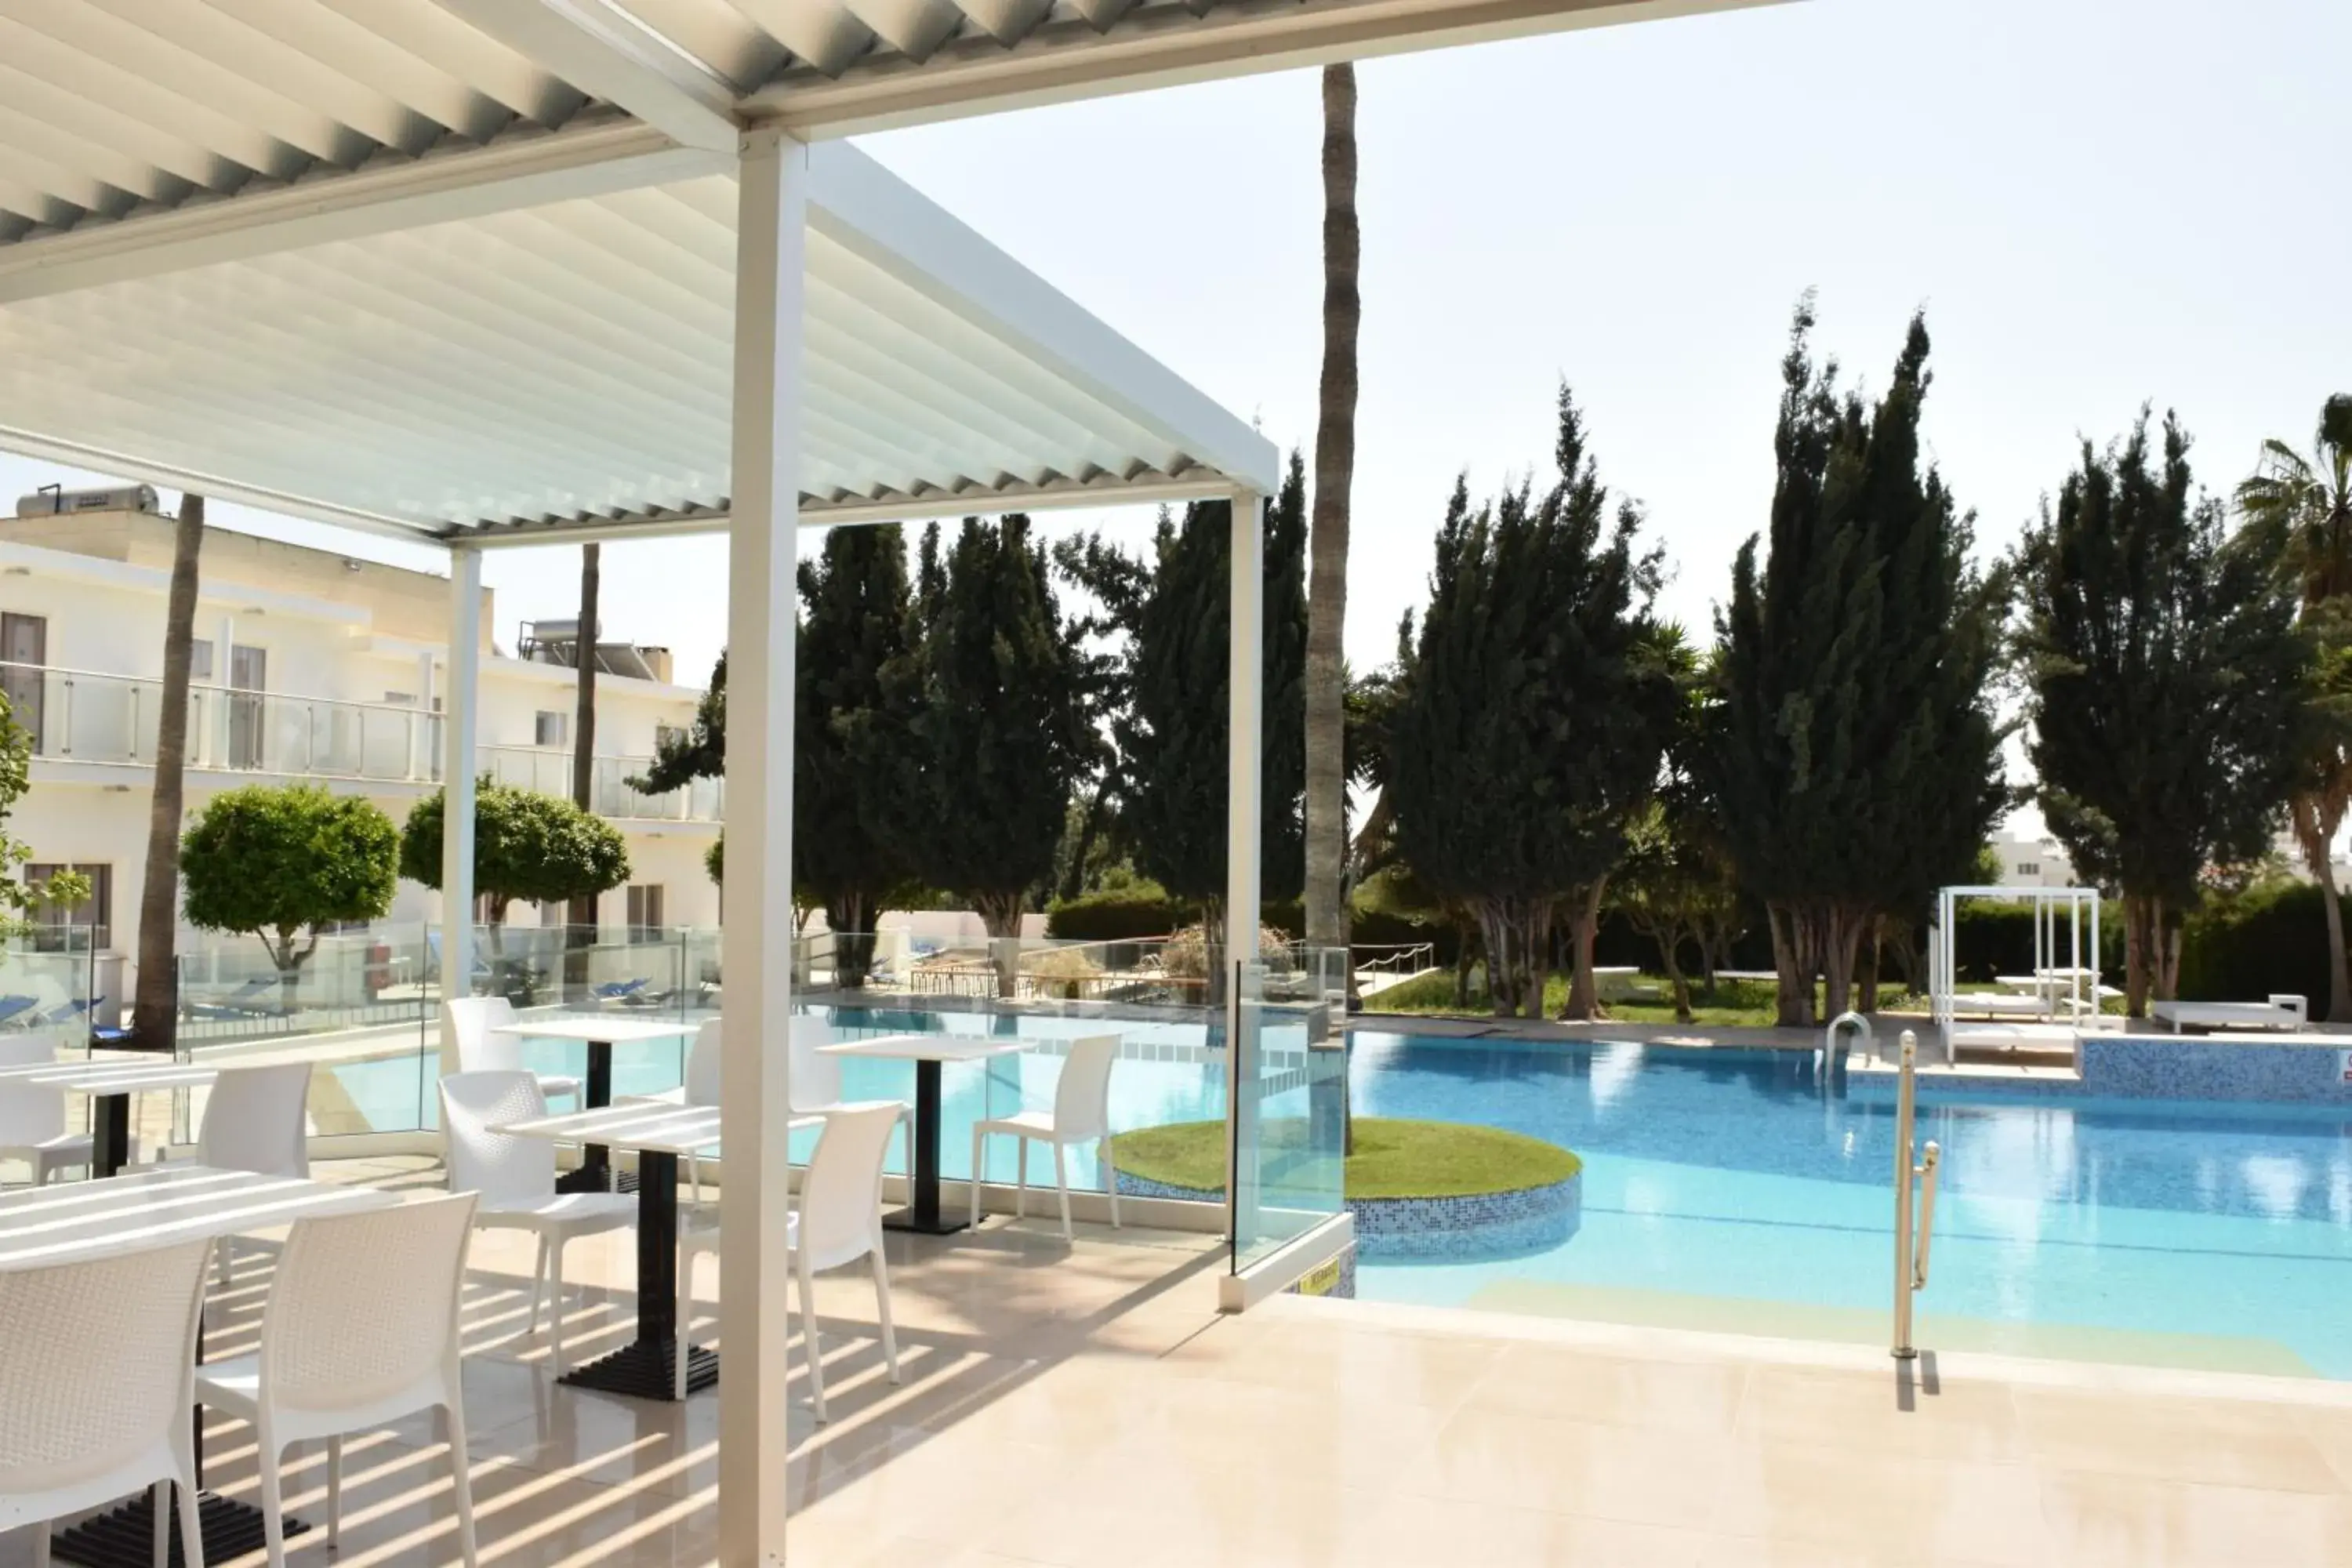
1893, 1030, 1916, 1359
1893, 1028, 1942, 1359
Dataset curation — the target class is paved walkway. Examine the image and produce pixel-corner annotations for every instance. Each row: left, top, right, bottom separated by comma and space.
9, 1154, 2350, 1566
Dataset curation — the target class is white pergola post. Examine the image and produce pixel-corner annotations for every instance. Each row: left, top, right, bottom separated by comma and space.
1225, 488, 1264, 1245
438, 544, 481, 1073
719, 124, 804, 1568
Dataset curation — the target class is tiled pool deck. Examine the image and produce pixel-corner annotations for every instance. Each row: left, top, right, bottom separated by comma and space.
9, 1152, 2350, 1567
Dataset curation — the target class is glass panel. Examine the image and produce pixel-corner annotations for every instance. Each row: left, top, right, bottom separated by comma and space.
1232, 944, 1349, 1272
464, 924, 706, 1102
176, 925, 434, 1139
809, 935, 1229, 1197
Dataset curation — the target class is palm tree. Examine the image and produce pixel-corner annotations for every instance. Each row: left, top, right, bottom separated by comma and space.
1303, 62, 1359, 978
1305, 64, 1360, 1156
567, 542, 601, 995
129, 492, 205, 1051
2237, 394, 2352, 1020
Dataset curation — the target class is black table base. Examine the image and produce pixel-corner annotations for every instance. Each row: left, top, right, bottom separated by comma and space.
890, 1057, 956, 1233
880, 1203, 970, 1236
53, 1488, 306, 1568
558, 1338, 717, 1399
554, 1147, 702, 1401
91, 1091, 133, 1180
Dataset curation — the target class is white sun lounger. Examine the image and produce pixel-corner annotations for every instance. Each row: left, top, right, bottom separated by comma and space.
2147, 996, 2307, 1033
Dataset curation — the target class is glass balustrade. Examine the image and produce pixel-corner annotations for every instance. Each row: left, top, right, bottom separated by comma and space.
25, 916, 1321, 1272
0, 660, 720, 820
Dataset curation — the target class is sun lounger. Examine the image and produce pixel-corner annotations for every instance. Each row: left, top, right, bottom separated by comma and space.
0, 993, 39, 1028
184, 977, 285, 1020
2148, 996, 2307, 1033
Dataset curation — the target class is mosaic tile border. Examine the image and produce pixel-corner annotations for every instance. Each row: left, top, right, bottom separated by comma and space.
1113, 1170, 1583, 1261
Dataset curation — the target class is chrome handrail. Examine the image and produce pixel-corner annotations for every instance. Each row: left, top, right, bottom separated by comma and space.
1892, 1029, 1941, 1358
1824, 1009, 1872, 1069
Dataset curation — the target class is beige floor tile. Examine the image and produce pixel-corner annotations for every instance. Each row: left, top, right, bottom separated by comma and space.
194, 1428, 714, 1568
1731, 1363, 2028, 1462
1399, 1405, 1769, 1534
2038, 1468, 2352, 1566
2292, 1403, 2352, 1493
1690, 1536, 2013, 1568
1735, 1443, 2050, 1565
1343, 1492, 1711, 1568
1463, 1342, 1751, 1434
53, 1152, 2348, 1568
1160, 1316, 1505, 1410
2013, 1384, 2344, 1492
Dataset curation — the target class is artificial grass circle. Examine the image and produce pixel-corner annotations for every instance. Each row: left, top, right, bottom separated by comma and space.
1108, 1116, 1580, 1200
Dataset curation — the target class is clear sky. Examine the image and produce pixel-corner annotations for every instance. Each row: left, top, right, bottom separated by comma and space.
3, 0, 2345, 750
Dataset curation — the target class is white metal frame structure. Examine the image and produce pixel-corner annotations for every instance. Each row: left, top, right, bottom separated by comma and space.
1929, 884, 2105, 1058
0, 5, 1790, 1563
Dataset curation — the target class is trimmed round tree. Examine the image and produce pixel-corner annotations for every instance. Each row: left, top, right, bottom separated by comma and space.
180, 784, 400, 1003
399, 777, 631, 941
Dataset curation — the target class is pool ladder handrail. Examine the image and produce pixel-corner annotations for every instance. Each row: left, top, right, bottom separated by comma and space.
1824, 1011, 1873, 1071
1892, 1029, 1943, 1361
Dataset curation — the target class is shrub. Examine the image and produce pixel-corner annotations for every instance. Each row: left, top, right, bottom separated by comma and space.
1046, 883, 1190, 941
181, 784, 399, 985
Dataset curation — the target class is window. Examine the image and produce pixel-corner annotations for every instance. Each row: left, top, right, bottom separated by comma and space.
655, 723, 685, 753
535, 710, 568, 746
626, 884, 666, 942
188, 639, 213, 681
25, 862, 111, 950
383, 689, 416, 706
2016, 862, 2040, 878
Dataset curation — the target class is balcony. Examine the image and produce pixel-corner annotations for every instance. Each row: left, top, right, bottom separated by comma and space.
0, 661, 720, 822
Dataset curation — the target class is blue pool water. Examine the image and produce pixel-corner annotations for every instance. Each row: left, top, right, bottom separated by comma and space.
339, 1016, 2352, 1375
1343, 1035, 2352, 1376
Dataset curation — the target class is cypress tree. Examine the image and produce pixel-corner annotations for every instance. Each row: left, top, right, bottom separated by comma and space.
1711, 300, 2010, 1026
1388, 388, 1679, 1020
1059, 453, 1309, 941
2016, 412, 2308, 1014
895, 516, 1087, 987
798, 524, 918, 984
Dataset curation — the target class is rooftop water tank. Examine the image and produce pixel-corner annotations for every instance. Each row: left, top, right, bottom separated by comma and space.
14, 484, 161, 518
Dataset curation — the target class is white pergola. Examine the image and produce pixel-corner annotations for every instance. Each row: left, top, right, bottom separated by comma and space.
0, 2, 1783, 1561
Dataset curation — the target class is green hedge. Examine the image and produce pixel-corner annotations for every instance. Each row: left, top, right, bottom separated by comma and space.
1044, 886, 1191, 941
2178, 881, 2344, 1005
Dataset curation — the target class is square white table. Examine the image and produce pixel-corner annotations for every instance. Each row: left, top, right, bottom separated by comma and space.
0, 1054, 216, 1176
2, 1164, 397, 1567
497, 1015, 695, 1190
494, 1102, 822, 1400
818, 1034, 1025, 1235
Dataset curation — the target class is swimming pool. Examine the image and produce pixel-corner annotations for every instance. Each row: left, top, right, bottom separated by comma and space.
334, 1013, 2352, 1376
1342, 1034, 2352, 1378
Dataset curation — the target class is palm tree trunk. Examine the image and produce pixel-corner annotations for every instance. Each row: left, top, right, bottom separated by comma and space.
1302, 62, 1359, 969
1305, 63, 1359, 1154
2319, 859, 2352, 1025
567, 544, 600, 996
129, 495, 205, 1052
2290, 793, 2352, 1021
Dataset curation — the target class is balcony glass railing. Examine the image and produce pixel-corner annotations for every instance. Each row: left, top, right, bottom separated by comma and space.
0, 659, 440, 782
0, 662, 719, 821
477, 747, 724, 822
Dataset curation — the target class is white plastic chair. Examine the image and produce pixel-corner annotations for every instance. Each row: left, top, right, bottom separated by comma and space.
438, 1071, 632, 1374
0, 1238, 212, 1568
442, 998, 582, 1109
970, 1033, 1123, 1241
187, 1062, 313, 1293
676, 1101, 902, 1414
0, 1038, 103, 1185
194, 1195, 480, 1568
